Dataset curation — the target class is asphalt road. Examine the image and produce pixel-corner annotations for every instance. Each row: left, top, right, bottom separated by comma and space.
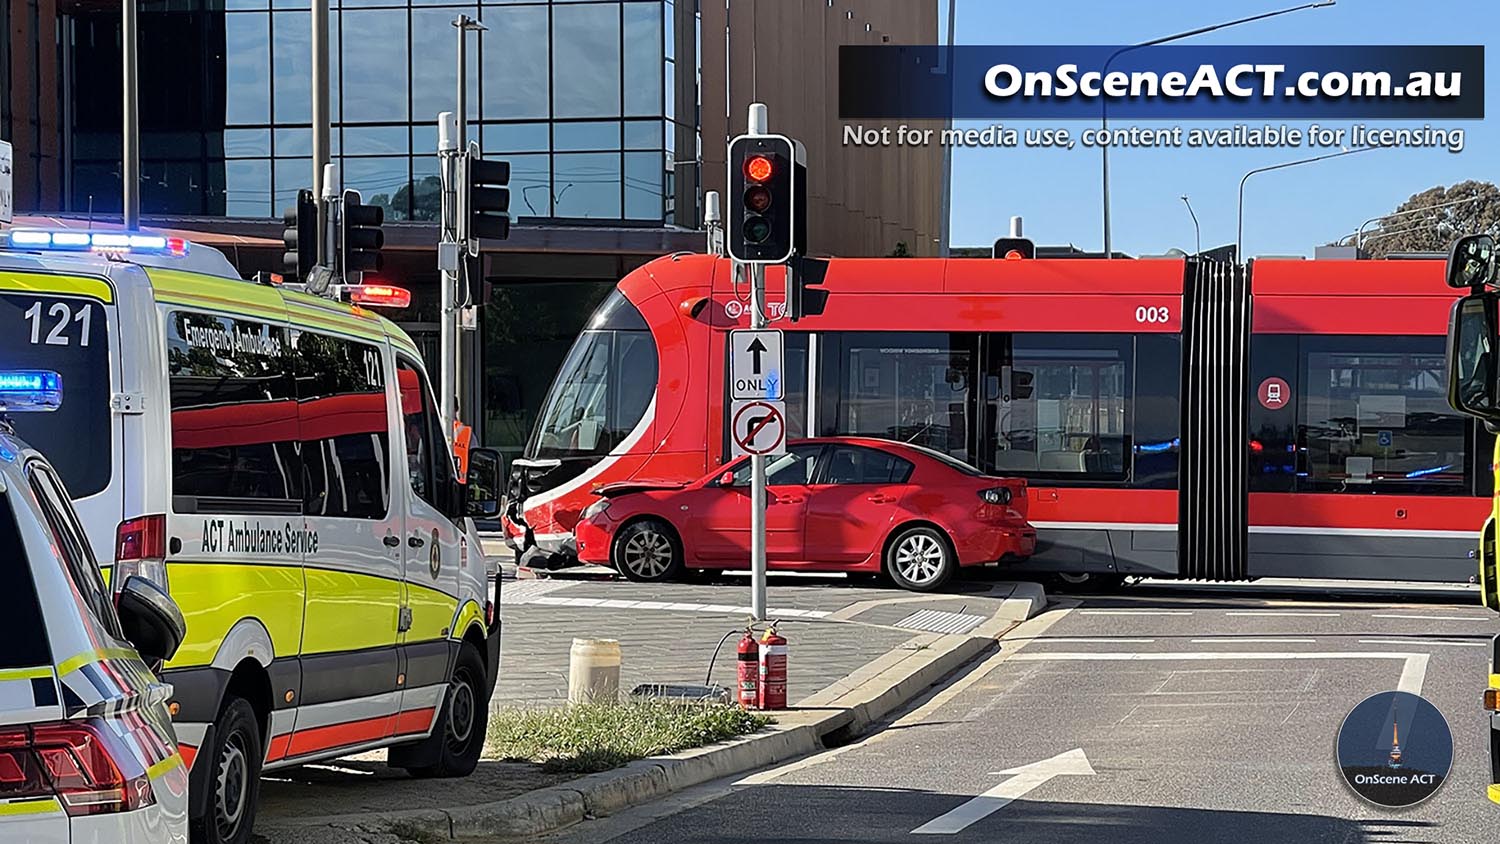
541, 584, 1500, 844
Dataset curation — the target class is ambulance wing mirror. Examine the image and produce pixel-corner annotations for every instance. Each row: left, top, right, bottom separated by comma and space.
1446, 292, 1500, 423
1447, 234, 1497, 289
117, 576, 186, 669
466, 447, 503, 519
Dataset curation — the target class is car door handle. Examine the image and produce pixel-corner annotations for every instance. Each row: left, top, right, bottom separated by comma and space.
865, 494, 896, 504
774, 496, 805, 504
383, 535, 401, 548
408, 535, 426, 548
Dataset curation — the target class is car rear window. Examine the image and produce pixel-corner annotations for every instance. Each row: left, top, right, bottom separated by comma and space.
0, 487, 53, 669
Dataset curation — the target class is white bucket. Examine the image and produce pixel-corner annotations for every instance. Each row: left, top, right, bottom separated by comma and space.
568, 638, 622, 705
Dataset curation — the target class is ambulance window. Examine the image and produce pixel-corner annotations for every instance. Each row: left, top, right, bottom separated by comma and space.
0, 490, 52, 670
27, 463, 123, 640
295, 332, 391, 519
167, 311, 301, 514
396, 357, 452, 508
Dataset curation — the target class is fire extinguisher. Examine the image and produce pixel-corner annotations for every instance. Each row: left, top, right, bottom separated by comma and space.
736, 629, 759, 709
758, 625, 788, 710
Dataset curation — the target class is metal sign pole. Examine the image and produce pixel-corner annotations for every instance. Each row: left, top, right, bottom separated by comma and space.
749, 262, 768, 622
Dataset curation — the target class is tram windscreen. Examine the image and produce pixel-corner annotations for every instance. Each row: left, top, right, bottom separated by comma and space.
525, 291, 657, 489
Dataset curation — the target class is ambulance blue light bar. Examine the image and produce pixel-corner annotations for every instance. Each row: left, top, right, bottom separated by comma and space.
0, 371, 62, 412
8, 229, 188, 257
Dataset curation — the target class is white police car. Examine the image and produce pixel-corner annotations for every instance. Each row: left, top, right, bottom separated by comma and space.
0, 374, 189, 842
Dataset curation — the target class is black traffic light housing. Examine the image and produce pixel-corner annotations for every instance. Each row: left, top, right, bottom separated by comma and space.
787, 256, 829, 323
728, 134, 805, 264
465, 152, 511, 244
341, 189, 384, 281
281, 189, 318, 281
993, 237, 1036, 260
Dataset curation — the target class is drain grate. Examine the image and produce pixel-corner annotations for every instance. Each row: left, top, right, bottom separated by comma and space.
894, 609, 986, 635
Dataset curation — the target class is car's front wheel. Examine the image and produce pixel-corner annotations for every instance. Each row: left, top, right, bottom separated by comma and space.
885, 526, 956, 592
613, 519, 684, 582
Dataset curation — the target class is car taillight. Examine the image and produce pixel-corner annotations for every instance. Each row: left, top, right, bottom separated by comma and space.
979, 487, 1012, 505
0, 721, 154, 815
114, 515, 168, 594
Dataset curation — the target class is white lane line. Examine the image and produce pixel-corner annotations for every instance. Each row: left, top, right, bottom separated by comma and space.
1372, 614, 1493, 622
1032, 638, 1156, 644
1189, 638, 1316, 644
522, 595, 829, 619
1078, 610, 1192, 616
1360, 638, 1488, 648
1224, 611, 1339, 617
1007, 650, 1429, 695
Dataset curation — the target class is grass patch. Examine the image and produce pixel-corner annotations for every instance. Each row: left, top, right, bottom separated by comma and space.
486, 700, 771, 775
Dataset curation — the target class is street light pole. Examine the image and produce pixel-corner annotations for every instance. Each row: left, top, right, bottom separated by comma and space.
1100, 0, 1335, 257
1353, 193, 1487, 251
312, 0, 330, 204
122, 0, 140, 228
1180, 195, 1200, 255
1237, 146, 1378, 260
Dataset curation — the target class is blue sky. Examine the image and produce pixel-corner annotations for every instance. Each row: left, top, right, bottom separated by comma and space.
941, 1, 1498, 256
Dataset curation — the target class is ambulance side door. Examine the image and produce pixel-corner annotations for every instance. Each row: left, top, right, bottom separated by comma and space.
392, 354, 464, 732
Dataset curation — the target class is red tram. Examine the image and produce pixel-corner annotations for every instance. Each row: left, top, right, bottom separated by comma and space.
504, 252, 1489, 584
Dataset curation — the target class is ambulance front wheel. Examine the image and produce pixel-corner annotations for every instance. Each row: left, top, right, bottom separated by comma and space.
405, 641, 487, 778
191, 695, 263, 844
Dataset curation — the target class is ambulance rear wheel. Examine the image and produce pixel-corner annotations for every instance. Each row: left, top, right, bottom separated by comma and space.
405, 642, 487, 778
191, 695, 262, 844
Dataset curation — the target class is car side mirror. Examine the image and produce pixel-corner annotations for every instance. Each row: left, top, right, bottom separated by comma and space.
1447, 234, 1497, 289
117, 576, 186, 667
466, 447, 503, 519
717, 470, 736, 488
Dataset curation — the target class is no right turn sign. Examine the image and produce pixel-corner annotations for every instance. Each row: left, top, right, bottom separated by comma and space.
730, 399, 787, 458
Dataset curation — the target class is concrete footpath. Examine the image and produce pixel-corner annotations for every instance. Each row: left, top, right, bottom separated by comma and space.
254, 563, 1046, 842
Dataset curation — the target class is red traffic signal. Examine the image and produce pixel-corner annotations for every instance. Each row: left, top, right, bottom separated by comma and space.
745, 155, 774, 183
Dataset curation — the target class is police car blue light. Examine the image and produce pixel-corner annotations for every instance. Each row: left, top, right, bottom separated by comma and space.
6, 228, 189, 257
0, 370, 63, 411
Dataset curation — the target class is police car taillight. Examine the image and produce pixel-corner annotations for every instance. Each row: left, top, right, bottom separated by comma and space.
6, 229, 189, 257
114, 515, 169, 594
0, 370, 62, 412
0, 720, 156, 815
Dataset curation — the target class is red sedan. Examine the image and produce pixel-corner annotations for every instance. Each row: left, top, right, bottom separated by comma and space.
573, 437, 1036, 592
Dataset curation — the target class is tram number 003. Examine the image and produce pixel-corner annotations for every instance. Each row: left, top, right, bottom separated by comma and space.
1134, 306, 1171, 324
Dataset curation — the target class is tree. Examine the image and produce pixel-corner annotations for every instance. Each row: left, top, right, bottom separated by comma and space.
368, 175, 444, 223
1341, 180, 1500, 258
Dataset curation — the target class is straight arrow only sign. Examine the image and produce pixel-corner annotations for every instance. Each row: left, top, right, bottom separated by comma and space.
730, 329, 784, 401
911, 749, 1095, 835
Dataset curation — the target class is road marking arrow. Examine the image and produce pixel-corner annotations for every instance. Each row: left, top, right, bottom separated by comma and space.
911, 748, 1094, 835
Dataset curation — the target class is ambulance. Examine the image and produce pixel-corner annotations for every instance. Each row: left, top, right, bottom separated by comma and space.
0, 228, 503, 844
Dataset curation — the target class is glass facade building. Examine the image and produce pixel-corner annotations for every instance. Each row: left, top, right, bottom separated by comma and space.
67, 0, 697, 226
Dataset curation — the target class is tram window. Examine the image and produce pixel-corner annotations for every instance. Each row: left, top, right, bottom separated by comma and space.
1299, 338, 1466, 494
534, 324, 659, 461
167, 311, 301, 513
835, 333, 977, 464
991, 336, 1131, 480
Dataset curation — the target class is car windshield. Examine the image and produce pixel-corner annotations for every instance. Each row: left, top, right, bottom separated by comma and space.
0, 292, 113, 497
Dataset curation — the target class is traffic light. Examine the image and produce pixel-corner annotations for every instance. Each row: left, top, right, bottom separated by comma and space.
786, 256, 829, 323
464, 151, 511, 246
281, 189, 318, 281
993, 237, 1035, 260
341, 189, 384, 282
728, 134, 805, 264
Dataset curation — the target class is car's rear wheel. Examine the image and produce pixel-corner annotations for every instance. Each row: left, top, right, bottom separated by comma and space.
885, 526, 956, 592
613, 519, 684, 582
191, 695, 262, 844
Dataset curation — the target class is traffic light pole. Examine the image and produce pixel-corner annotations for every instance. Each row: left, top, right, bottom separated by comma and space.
749, 262, 768, 623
